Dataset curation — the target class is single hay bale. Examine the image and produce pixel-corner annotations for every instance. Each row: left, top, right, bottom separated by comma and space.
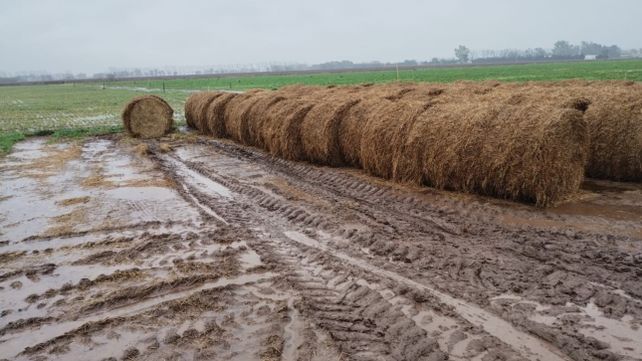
583, 87, 642, 181
195, 92, 226, 135
245, 93, 287, 148
184, 93, 199, 129
491, 81, 642, 181
122, 95, 174, 139
299, 93, 360, 166
360, 100, 433, 180
337, 98, 384, 167
261, 98, 314, 160
184, 92, 222, 130
398, 99, 589, 206
224, 89, 266, 144
206, 93, 238, 137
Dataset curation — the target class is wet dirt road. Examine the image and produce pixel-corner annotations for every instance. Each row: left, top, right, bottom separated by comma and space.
1, 135, 641, 361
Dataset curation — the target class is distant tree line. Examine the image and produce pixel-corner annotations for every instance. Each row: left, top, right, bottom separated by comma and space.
453, 40, 632, 64
2, 40, 641, 84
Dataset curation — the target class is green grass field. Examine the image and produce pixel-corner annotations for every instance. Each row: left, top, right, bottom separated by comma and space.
1, 59, 641, 153
114, 59, 642, 91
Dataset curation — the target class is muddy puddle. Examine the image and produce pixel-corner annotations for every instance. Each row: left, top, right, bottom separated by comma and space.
1, 136, 641, 361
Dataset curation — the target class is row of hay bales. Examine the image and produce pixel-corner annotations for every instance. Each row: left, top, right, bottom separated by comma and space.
184, 81, 641, 206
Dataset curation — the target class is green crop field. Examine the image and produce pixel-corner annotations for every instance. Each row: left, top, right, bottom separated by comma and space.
114, 59, 642, 91
1, 59, 641, 153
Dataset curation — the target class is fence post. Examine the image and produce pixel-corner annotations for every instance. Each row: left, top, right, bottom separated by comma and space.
163, 81, 166, 93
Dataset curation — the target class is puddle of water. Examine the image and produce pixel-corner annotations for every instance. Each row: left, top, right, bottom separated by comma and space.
177, 181, 229, 225
0, 264, 143, 327
580, 302, 642, 359
581, 180, 641, 193
102, 156, 144, 183
0, 175, 62, 242
6, 139, 48, 161
490, 293, 642, 359
104, 187, 176, 202
282, 298, 305, 361
81, 139, 111, 157
284, 231, 571, 361
239, 249, 262, 270
163, 156, 231, 198
550, 201, 642, 222
0, 272, 276, 358
174, 146, 215, 162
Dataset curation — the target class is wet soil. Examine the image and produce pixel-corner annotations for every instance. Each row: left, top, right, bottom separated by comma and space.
0, 135, 640, 361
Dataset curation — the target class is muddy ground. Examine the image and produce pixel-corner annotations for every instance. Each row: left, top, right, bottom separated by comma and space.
0, 134, 640, 361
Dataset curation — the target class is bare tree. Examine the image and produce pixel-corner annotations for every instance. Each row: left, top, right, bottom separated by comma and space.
454, 45, 470, 63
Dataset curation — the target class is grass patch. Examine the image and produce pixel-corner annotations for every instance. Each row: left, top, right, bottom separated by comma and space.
0, 131, 26, 154
50, 125, 123, 139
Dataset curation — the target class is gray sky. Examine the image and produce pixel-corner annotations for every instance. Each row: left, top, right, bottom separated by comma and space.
1, 0, 641, 74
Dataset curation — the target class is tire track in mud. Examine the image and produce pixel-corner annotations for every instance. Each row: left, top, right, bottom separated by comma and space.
254, 232, 533, 361
278, 230, 568, 361
1, 273, 276, 357
152, 146, 581, 361
190, 143, 641, 300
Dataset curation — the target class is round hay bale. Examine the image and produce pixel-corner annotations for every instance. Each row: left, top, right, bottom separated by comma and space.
122, 95, 174, 138
490, 81, 642, 182
401, 99, 589, 206
184, 93, 201, 129
583, 86, 642, 181
224, 89, 266, 144
276, 84, 328, 99
206, 93, 238, 137
195, 92, 226, 135
260, 98, 314, 160
337, 98, 382, 168
299, 94, 360, 166
360, 99, 433, 180
184, 92, 224, 133
245, 93, 287, 148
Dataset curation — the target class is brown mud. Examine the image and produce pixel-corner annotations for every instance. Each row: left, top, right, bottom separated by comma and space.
0, 135, 640, 361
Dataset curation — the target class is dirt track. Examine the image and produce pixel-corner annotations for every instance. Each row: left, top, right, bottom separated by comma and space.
0, 135, 641, 361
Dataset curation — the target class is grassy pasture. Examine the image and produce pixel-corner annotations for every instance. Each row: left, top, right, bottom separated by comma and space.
1, 59, 641, 153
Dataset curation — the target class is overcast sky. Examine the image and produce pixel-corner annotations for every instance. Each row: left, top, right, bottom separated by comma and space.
1, 0, 641, 74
